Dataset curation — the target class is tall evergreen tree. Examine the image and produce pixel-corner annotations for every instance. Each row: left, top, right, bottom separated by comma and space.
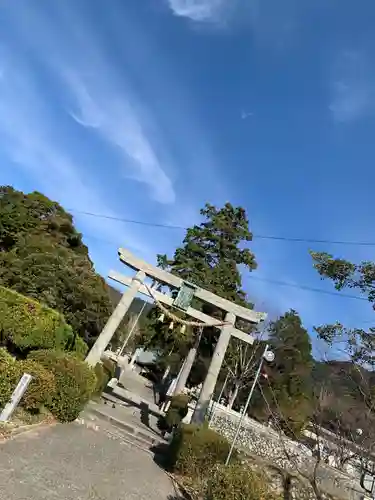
252, 310, 314, 434
158, 202, 257, 305
143, 202, 257, 384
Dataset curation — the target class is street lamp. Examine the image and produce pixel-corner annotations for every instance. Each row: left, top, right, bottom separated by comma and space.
225, 344, 274, 465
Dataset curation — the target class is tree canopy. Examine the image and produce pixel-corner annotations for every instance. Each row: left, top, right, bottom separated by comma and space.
0, 186, 115, 345
310, 250, 375, 446
246, 311, 314, 435
311, 251, 375, 367
158, 202, 257, 306
140, 202, 257, 384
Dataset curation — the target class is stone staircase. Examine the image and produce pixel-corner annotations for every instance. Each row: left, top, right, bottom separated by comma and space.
80, 392, 168, 455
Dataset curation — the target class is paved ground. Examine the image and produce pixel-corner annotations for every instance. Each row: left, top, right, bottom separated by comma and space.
0, 423, 179, 500
119, 370, 156, 404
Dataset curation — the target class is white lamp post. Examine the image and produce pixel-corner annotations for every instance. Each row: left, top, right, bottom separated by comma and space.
225, 344, 274, 465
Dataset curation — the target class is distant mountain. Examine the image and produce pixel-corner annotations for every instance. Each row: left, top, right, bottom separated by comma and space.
107, 284, 153, 316
312, 360, 375, 438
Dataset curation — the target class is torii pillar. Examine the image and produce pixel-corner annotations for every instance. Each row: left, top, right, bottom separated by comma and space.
85, 270, 145, 367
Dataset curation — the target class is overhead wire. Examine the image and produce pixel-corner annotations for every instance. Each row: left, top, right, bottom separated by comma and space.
66, 209, 371, 304
69, 209, 375, 247
81, 233, 368, 303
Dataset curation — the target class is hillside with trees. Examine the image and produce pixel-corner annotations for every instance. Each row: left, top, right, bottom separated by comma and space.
0, 186, 116, 346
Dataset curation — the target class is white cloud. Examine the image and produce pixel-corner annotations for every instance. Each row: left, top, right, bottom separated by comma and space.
63, 71, 175, 204
329, 50, 375, 123
167, 0, 231, 23
0, 59, 152, 260
2, 1, 176, 205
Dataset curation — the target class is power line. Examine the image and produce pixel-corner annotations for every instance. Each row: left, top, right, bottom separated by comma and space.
70, 210, 186, 230
69, 209, 375, 248
247, 276, 368, 302
82, 234, 368, 303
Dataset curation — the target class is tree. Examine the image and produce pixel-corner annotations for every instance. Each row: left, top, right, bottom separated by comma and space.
223, 338, 262, 409
309, 251, 375, 497
252, 310, 314, 434
158, 203, 256, 305
310, 251, 375, 367
144, 202, 257, 387
0, 186, 116, 345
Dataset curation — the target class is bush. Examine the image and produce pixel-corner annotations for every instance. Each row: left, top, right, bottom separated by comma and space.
18, 360, 55, 412
0, 286, 88, 356
206, 463, 280, 500
29, 350, 96, 422
167, 424, 237, 477
158, 394, 190, 433
65, 334, 88, 359
93, 363, 111, 395
101, 357, 116, 379
0, 348, 20, 410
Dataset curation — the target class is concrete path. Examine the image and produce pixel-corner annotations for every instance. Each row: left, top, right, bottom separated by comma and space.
0, 423, 179, 500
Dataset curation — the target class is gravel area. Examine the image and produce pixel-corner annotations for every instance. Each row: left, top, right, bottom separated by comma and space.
0, 423, 179, 500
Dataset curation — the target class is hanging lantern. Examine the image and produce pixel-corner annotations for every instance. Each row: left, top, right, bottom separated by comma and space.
158, 313, 165, 322
169, 321, 174, 330
180, 324, 186, 334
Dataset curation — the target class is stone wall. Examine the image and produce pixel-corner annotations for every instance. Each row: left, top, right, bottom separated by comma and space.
209, 403, 366, 500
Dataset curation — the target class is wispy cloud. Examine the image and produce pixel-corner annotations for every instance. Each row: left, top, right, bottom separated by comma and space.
0, 56, 152, 261
0, 0, 231, 269
2, 1, 176, 206
167, 0, 229, 23
241, 110, 254, 119
63, 71, 175, 204
329, 50, 375, 123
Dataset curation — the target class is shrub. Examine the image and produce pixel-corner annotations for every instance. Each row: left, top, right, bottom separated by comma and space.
65, 333, 88, 359
0, 286, 88, 356
167, 424, 237, 477
93, 363, 111, 395
0, 348, 20, 410
101, 357, 116, 379
29, 350, 97, 422
18, 360, 55, 412
158, 394, 190, 433
205, 463, 280, 500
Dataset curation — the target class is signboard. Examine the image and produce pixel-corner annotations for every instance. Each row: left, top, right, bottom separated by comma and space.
0, 373, 32, 422
173, 282, 196, 311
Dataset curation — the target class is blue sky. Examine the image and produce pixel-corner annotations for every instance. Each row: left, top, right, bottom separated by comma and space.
1, 0, 374, 355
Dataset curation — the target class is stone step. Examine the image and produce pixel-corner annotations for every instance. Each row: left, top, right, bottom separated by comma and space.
108, 385, 164, 417
83, 400, 168, 453
77, 412, 156, 456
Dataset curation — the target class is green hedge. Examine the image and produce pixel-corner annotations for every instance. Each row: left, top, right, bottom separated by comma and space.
166, 424, 236, 477
158, 394, 190, 433
0, 348, 20, 410
0, 286, 87, 355
29, 350, 96, 422
18, 359, 56, 412
93, 363, 111, 395
206, 463, 281, 500
101, 357, 116, 379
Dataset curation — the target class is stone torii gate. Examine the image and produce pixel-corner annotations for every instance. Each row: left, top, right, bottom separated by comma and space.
86, 248, 267, 423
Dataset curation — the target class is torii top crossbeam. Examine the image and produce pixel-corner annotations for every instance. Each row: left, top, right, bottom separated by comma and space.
118, 248, 266, 324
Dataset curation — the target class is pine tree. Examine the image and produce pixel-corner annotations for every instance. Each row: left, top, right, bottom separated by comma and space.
265, 310, 313, 434
143, 202, 257, 385
158, 202, 256, 305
